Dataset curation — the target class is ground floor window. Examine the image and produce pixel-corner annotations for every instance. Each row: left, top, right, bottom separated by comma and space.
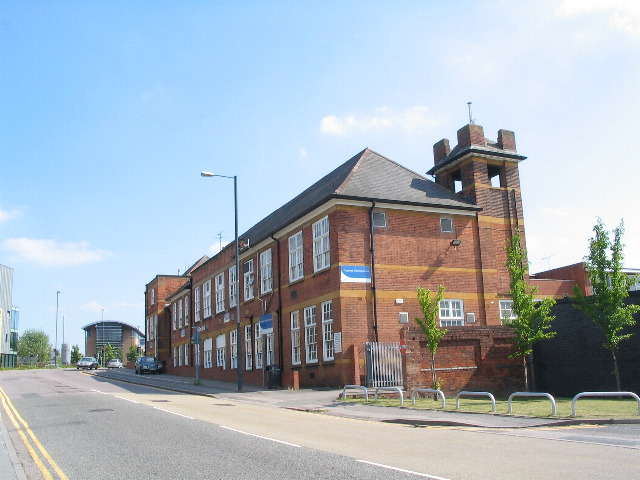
254, 323, 263, 369
291, 310, 301, 365
245, 325, 252, 370
322, 301, 334, 360
194, 344, 201, 367
203, 338, 213, 368
499, 300, 516, 324
216, 334, 226, 369
184, 343, 189, 366
178, 345, 183, 366
173, 346, 178, 367
304, 305, 318, 363
230, 329, 238, 369
439, 299, 464, 327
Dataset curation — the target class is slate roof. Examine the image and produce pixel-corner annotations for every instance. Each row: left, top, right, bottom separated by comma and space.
241, 148, 479, 246
427, 139, 526, 176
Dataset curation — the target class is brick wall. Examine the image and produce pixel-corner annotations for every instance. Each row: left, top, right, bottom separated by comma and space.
533, 292, 640, 396
402, 326, 523, 396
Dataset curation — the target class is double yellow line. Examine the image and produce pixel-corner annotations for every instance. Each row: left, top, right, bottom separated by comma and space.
0, 386, 67, 480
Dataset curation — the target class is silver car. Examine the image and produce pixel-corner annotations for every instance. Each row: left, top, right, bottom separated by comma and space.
106, 358, 123, 368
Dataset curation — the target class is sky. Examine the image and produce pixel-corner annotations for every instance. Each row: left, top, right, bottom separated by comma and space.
1, 0, 639, 353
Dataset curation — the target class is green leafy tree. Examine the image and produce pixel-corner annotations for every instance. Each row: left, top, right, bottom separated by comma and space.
127, 345, 139, 363
17, 330, 51, 365
414, 285, 447, 391
574, 218, 640, 391
104, 344, 115, 363
506, 229, 556, 391
71, 345, 82, 363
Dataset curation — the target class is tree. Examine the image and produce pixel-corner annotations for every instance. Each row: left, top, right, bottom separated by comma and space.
505, 229, 556, 391
574, 218, 640, 391
104, 344, 115, 363
414, 285, 447, 391
127, 345, 139, 363
71, 345, 82, 363
17, 330, 51, 364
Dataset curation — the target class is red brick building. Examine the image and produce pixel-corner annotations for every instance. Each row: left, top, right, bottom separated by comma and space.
145, 123, 567, 391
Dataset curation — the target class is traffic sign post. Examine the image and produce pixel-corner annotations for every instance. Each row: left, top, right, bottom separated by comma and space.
191, 329, 202, 385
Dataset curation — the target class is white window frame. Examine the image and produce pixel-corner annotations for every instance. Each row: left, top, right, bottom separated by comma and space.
203, 280, 212, 318
499, 300, 517, 324
184, 295, 189, 325
194, 343, 201, 367
439, 299, 464, 327
172, 303, 177, 331
215, 273, 225, 313
313, 216, 330, 272
291, 310, 301, 365
216, 334, 226, 369
184, 343, 189, 366
151, 288, 155, 305
173, 346, 178, 367
178, 344, 183, 366
230, 329, 238, 369
304, 305, 318, 363
244, 259, 254, 301
254, 323, 263, 369
260, 249, 273, 294
229, 266, 238, 308
322, 300, 334, 361
265, 333, 274, 366
288, 231, 304, 282
245, 325, 252, 370
204, 337, 213, 369
194, 287, 201, 322
440, 217, 453, 233
178, 299, 183, 328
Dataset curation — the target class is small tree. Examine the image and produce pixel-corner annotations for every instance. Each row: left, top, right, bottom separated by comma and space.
574, 218, 640, 391
104, 344, 115, 363
506, 229, 556, 391
127, 345, 139, 363
414, 285, 447, 391
17, 329, 51, 365
71, 345, 82, 363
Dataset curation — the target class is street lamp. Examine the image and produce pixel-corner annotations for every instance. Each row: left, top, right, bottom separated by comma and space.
101, 308, 105, 367
55, 291, 60, 368
201, 171, 243, 392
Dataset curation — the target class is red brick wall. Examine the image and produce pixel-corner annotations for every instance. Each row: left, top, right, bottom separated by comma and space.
402, 326, 523, 396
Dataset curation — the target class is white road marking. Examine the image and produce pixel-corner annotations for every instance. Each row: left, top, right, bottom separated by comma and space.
357, 459, 452, 479
115, 396, 139, 403
220, 426, 302, 447
153, 407, 195, 419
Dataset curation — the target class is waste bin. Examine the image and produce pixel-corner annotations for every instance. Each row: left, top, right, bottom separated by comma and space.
266, 365, 281, 388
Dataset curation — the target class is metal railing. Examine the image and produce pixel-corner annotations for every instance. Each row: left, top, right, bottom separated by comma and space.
342, 385, 369, 402
411, 389, 446, 409
365, 342, 403, 388
508, 392, 557, 416
374, 386, 404, 405
456, 391, 496, 412
572, 391, 640, 417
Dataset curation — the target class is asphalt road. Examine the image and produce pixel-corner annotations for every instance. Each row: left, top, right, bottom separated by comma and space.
1, 369, 639, 480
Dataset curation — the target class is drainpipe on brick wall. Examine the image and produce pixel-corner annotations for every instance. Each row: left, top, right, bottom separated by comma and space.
369, 202, 379, 342
271, 235, 284, 371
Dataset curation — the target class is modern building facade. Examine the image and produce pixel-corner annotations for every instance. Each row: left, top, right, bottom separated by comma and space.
0, 264, 18, 368
145, 123, 568, 389
82, 320, 144, 366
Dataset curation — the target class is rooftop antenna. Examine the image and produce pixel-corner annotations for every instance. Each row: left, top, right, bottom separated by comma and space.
217, 231, 224, 251
467, 102, 474, 124
542, 253, 556, 270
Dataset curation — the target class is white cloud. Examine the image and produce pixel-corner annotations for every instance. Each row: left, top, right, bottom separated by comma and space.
82, 301, 106, 312
555, 0, 640, 35
320, 106, 441, 137
0, 206, 22, 223
2, 238, 113, 267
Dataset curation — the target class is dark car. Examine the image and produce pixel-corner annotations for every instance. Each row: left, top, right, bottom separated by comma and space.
77, 357, 98, 370
135, 356, 163, 374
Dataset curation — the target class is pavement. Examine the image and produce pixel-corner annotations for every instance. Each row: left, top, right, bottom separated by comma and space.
2, 368, 639, 479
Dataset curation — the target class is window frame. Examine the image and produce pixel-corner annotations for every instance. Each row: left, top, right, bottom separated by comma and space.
313, 216, 330, 272
439, 299, 464, 327
245, 324, 253, 370
194, 287, 201, 322
440, 217, 454, 233
229, 266, 238, 308
260, 249, 273, 295
291, 310, 301, 365
244, 259, 254, 301
215, 273, 225, 314
499, 300, 517, 324
288, 231, 304, 282
322, 300, 334, 361
203, 280, 212, 318
304, 305, 318, 364
216, 334, 226, 369
230, 328, 238, 369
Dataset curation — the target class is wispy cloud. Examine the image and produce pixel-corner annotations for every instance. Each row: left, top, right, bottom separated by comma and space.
0, 206, 23, 223
555, 0, 640, 36
2, 238, 113, 267
320, 106, 441, 137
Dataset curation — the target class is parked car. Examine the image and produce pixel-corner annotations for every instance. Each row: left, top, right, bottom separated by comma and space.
106, 358, 123, 368
135, 356, 163, 374
76, 357, 98, 370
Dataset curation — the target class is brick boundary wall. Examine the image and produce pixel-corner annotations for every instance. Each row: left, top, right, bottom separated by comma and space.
401, 326, 524, 396
532, 291, 640, 396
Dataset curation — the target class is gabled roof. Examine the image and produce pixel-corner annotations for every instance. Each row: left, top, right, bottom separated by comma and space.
242, 148, 479, 246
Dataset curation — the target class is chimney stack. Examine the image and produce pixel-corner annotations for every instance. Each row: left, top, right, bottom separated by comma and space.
457, 123, 485, 149
433, 138, 450, 164
497, 129, 516, 151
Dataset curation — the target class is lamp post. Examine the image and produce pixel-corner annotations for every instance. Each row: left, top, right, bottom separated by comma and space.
201, 171, 243, 392
101, 308, 105, 367
55, 291, 60, 368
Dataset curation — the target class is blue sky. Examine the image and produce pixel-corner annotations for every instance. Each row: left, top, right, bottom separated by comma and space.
1, 0, 639, 353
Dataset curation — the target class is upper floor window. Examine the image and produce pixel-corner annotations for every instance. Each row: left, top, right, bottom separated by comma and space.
260, 249, 273, 294
203, 280, 212, 318
184, 295, 189, 325
178, 298, 183, 328
215, 273, 225, 313
439, 299, 464, 327
288, 231, 304, 282
313, 216, 330, 272
440, 217, 453, 233
194, 287, 201, 322
229, 266, 238, 308
244, 259, 254, 301
172, 303, 177, 331
150, 288, 155, 305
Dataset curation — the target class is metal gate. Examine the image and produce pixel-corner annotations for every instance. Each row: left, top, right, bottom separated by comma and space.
365, 342, 403, 388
